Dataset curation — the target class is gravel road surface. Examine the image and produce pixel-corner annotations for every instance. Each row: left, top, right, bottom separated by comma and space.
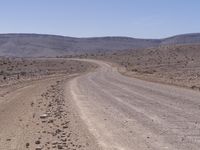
67, 59, 200, 150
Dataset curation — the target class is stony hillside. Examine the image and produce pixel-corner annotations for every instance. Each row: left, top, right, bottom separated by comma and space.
0, 33, 200, 57
0, 34, 159, 57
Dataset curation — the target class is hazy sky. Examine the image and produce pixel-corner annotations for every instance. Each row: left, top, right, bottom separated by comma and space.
0, 0, 199, 38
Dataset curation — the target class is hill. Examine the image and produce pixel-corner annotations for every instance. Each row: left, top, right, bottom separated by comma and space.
0, 33, 200, 57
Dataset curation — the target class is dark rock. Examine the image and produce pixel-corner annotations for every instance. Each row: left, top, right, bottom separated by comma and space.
35, 140, 41, 144
57, 145, 63, 149
26, 142, 30, 148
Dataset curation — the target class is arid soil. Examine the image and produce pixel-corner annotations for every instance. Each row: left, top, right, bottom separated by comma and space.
0, 58, 99, 150
80, 44, 200, 90
2, 57, 200, 150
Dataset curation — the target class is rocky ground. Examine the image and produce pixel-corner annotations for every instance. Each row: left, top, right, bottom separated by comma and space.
25, 78, 98, 150
0, 57, 97, 87
0, 58, 99, 150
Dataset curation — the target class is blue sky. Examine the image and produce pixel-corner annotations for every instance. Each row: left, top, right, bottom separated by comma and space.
0, 0, 199, 38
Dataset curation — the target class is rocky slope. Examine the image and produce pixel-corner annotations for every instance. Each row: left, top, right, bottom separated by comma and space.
0, 33, 200, 57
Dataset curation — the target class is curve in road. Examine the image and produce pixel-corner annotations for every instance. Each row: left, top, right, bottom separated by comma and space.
67, 59, 200, 150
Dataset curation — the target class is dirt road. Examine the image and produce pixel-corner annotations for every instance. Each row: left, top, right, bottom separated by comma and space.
0, 75, 99, 150
1, 59, 200, 150
67, 59, 200, 150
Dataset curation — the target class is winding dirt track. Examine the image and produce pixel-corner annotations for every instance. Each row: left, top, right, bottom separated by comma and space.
1, 59, 200, 150
67, 59, 200, 150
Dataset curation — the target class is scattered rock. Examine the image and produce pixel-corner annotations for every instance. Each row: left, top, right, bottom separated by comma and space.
57, 145, 63, 149
35, 147, 42, 150
31, 102, 34, 107
26, 142, 30, 148
40, 114, 48, 119
35, 140, 41, 144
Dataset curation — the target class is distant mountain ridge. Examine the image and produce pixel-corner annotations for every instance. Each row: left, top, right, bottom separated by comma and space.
0, 33, 200, 57
161, 33, 200, 45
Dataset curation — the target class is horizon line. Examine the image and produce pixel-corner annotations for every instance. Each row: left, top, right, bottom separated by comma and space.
0, 32, 200, 40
